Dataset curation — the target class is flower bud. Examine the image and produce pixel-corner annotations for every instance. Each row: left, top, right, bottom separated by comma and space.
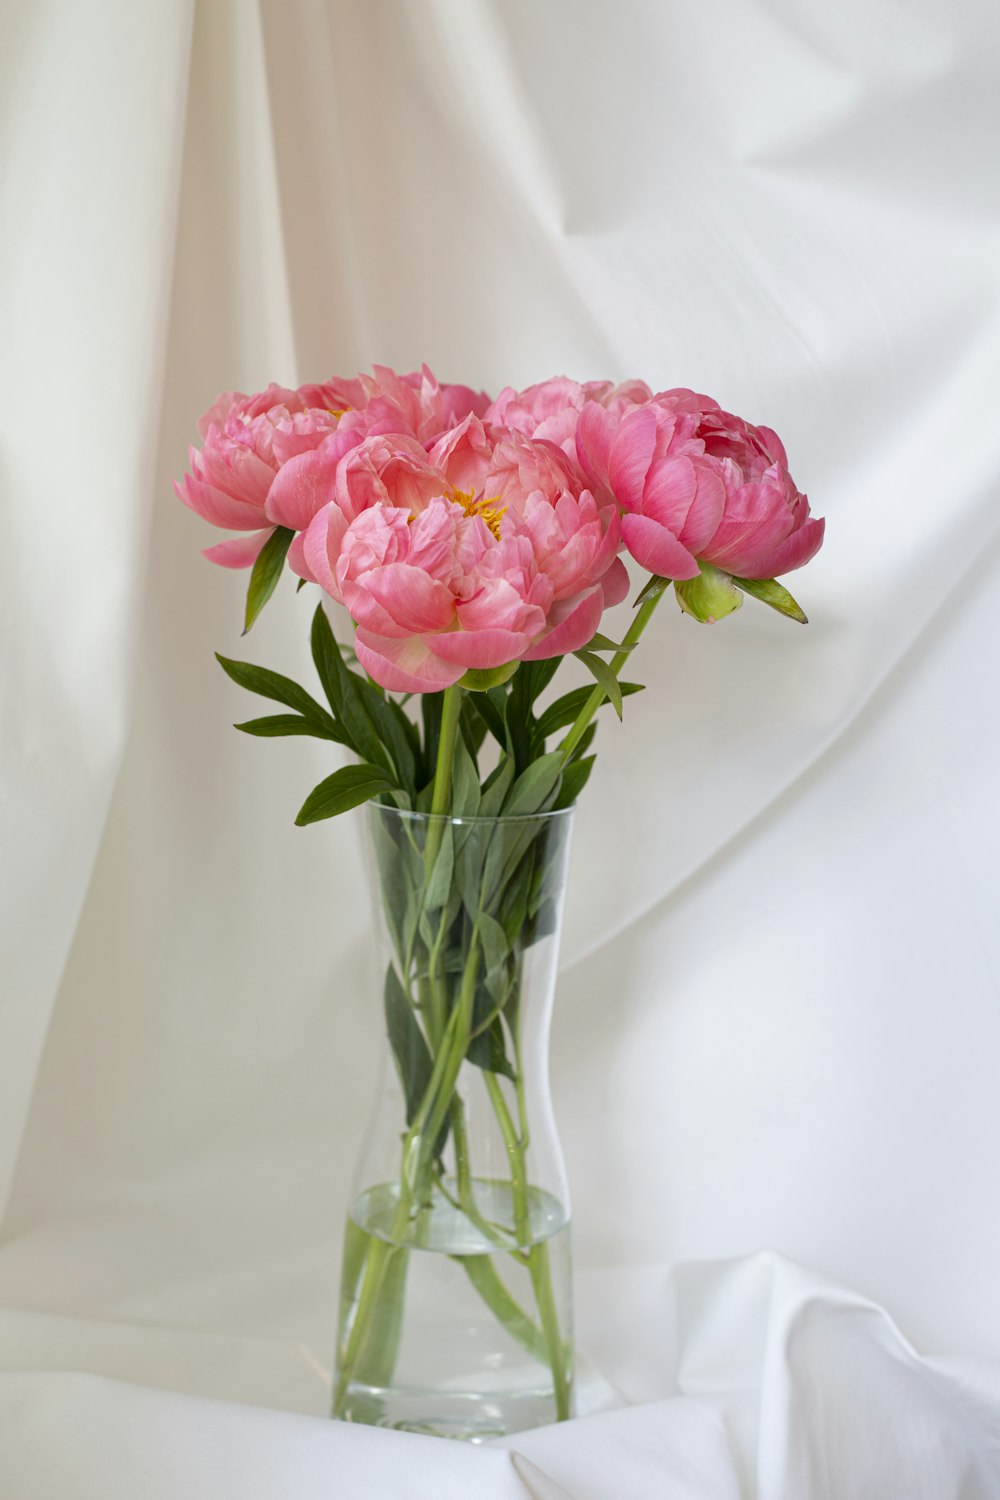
674, 564, 743, 624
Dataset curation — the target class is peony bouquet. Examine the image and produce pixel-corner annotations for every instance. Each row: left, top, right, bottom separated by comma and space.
176, 364, 823, 1437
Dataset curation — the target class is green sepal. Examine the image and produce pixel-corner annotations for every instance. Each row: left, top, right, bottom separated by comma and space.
674, 563, 744, 623
243, 526, 294, 634
294, 762, 398, 825
459, 661, 519, 690
733, 575, 809, 624
634, 574, 671, 607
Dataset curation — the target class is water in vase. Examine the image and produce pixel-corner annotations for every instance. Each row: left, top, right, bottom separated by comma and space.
335, 1177, 573, 1441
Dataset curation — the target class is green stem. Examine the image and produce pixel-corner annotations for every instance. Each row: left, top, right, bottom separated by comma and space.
424, 684, 463, 1040
332, 1198, 411, 1415
558, 581, 668, 765
450, 1097, 517, 1249
430, 683, 463, 817
459, 1255, 549, 1365
333, 927, 483, 1414
484, 1071, 571, 1421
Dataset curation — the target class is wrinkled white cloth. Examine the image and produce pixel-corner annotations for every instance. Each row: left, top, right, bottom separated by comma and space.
2, 0, 999, 1494
2, 1257, 999, 1498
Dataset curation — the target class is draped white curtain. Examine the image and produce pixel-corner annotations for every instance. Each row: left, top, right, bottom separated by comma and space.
1, 1, 998, 1494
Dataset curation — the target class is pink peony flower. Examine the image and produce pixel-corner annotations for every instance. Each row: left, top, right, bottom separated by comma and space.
300, 418, 626, 692
173, 383, 343, 568
576, 389, 824, 581
486, 376, 651, 460
175, 366, 493, 572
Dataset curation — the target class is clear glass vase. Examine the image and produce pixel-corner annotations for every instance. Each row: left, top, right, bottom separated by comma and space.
332, 803, 575, 1441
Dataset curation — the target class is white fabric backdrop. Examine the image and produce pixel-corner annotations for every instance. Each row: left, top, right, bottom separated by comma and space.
2, 0, 999, 1494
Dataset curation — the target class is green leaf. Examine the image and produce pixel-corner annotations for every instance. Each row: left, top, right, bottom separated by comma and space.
584, 632, 637, 653
450, 730, 481, 817
420, 693, 444, 781
310, 605, 395, 777
478, 757, 515, 817
384, 700, 420, 790
234, 713, 344, 741
459, 697, 490, 760
478, 911, 510, 978
503, 750, 564, 816
371, 809, 421, 962
296, 576, 309, 594
469, 690, 508, 750
574, 650, 624, 719
243, 526, 294, 634
384, 964, 435, 1126
423, 823, 455, 910
554, 753, 596, 808
535, 683, 644, 741
216, 654, 344, 738
295, 762, 397, 825
518, 659, 562, 705
467, 1016, 516, 1081
733, 575, 809, 624
567, 721, 597, 762
634, 574, 671, 607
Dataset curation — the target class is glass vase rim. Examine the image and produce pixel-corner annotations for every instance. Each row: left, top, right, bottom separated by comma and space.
369, 801, 576, 829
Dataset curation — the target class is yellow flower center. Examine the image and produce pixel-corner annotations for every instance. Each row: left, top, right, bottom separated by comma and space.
327, 406, 348, 419
451, 487, 507, 540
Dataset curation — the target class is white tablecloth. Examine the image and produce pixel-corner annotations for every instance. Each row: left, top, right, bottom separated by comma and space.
2, 1256, 999, 1498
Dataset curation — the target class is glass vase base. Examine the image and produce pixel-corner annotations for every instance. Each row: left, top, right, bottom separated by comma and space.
337, 1381, 562, 1442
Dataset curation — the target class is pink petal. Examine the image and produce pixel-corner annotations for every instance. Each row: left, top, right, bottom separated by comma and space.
641, 457, 697, 531
265, 448, 340, 530
754, 425, 788, 468
700, 480, 797, 574
424, 628, 529, 670
361, 564, 456, 634
341, 581, 409, 637
621, 514, 700, 580
522, 586, 605, 660
607, 407, 657, 511
173, 475, 266, 531
741, 515, 826, 579
201, 528, 274, 568
682, 462, 728, 552
302, 504, 349, 599
575, 401, 616, 490
287, 530, 315, 582
200, 445, 276, 506
354, 630, 465, 694
457, 578, 545, 636
599, 556, 630, 607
